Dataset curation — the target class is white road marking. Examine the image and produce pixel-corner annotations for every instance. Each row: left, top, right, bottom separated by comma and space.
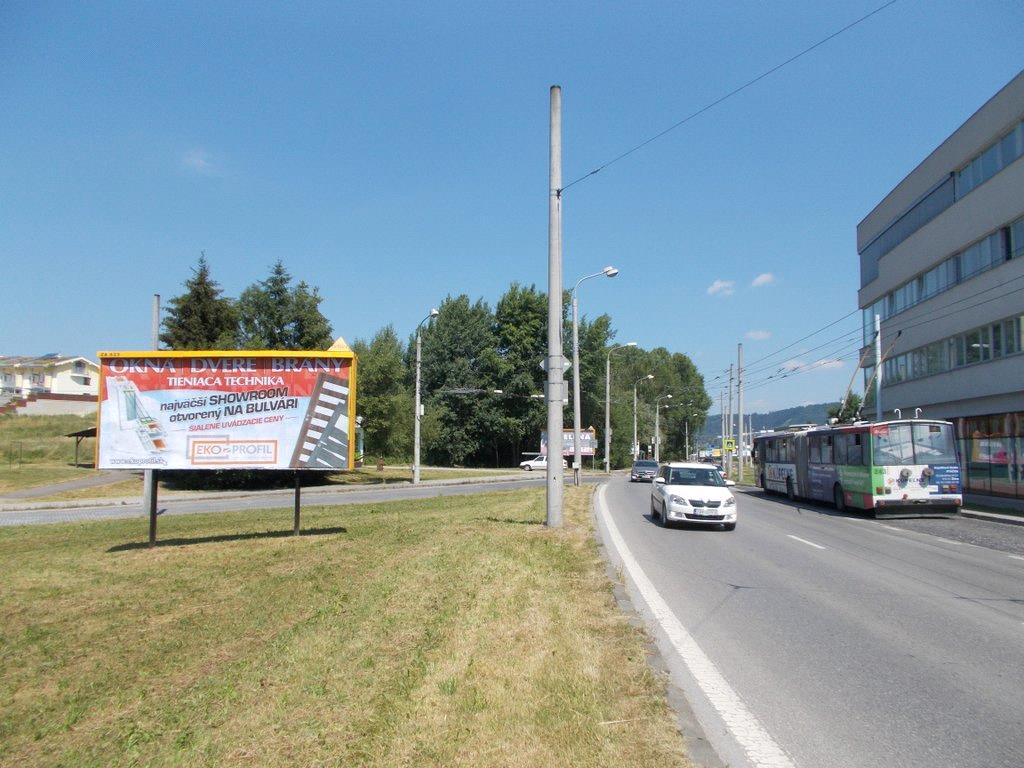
1008, 554, 1024, 561
596, 486, 796, 768
787, 534, 826, 550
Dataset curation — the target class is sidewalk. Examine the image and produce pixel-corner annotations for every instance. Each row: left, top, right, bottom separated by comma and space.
0, 472, 530, 514
0, 470, 129, 500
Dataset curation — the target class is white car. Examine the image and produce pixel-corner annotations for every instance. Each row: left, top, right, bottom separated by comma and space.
519, 455, 568, 471
650, 462, 737, 530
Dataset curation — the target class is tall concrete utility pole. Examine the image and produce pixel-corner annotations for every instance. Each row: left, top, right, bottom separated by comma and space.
727, 364, 734, 477
546, 85, 564, 527
144, 293, 159, 546
413, 308, 439, 484
720, 389, 725, 465
737, 343, 744, 480
874, 314, 883, 422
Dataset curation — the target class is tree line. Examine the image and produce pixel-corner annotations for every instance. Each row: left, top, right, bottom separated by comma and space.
161, 258, 711, 469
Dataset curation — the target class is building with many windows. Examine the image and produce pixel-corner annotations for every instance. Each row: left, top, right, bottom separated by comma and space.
857, 70, 1024, 499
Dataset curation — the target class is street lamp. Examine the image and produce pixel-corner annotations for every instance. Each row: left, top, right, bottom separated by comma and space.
571, 266, 619, 486
654, 393, 673, 461
605, 342, 637, 473
633, 374, 654, 460
413, 307, 439, 484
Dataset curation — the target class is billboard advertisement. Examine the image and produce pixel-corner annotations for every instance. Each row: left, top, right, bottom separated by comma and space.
97, 351, 356, 470
540, 428, 598, 457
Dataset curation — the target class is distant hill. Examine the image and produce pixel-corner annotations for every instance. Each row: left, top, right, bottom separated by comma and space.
698, 402, 837, 443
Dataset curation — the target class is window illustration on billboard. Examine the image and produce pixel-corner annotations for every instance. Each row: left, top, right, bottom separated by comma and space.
96, 351, 356, 470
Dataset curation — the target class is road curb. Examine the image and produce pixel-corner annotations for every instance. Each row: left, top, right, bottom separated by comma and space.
0, 473, 530, 513
959, 509, 1024, 527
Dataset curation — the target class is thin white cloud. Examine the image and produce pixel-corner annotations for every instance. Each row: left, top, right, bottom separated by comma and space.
745, 330, 771, 341
707, 279, 735, 297
751, 272, 776, 288
182, 148, 217, 175
781, 359, 805, 371
816, 358, 845, 370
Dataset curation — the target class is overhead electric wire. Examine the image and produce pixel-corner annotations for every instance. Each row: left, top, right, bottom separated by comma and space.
742, 309, 861, 369
742, 270, 1024, 395
741, 329, 862, 378
559, 0, 901, 194
742, 338, 865, 390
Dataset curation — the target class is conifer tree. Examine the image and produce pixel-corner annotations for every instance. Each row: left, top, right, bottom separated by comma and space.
159, 255, 238, 349
236, 261, 334, 350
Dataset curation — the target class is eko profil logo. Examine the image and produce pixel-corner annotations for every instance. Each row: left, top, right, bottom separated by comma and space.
189, 437, 278, 466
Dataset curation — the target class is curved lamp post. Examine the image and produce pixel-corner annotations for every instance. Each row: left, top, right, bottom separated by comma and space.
413, 308, 439, 484
633, 374, 654, 461
571, 266, 618, 485
653, 393, 673, 461
604, 341, 637, 472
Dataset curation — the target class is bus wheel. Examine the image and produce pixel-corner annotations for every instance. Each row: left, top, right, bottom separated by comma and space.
786, 478, 795, 501
760, 473, 766, 493
833, 484, 846, 513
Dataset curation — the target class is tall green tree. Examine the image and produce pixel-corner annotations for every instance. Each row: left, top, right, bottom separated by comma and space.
236, 261, 333, 350
827, 393, 862, 423
159, 256, 237, 349
352, 326, 412, 459
492, 283, 548, 463
419, 295, 500, 466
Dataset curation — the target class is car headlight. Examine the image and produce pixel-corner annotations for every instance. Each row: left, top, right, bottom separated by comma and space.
723, 497, 736, 507
669, 495, 687, 505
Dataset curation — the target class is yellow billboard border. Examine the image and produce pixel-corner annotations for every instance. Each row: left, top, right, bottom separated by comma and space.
95, 349, 358, 470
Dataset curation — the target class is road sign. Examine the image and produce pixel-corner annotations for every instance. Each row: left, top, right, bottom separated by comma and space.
723, 438, 736, 452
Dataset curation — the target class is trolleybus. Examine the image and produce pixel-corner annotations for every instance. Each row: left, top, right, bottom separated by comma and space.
752, 419, 961, 517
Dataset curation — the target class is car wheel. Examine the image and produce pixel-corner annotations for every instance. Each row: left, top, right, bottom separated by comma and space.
723, 522, 736, 531
833, 483, 846, 513
650, 499, 658, 519
786, 477, 795, 502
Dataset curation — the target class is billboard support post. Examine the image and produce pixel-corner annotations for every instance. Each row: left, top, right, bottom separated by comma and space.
293, 470, 301, 535
147, 469, 158, 547
145, 293, 160, 547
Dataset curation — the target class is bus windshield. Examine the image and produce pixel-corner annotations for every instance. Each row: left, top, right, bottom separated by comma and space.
871, 423, 957, 466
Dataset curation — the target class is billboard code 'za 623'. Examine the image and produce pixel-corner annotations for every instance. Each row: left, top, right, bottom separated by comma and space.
96, 351, 357, 470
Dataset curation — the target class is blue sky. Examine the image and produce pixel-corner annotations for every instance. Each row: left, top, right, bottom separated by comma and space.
2, 1, 1021, 411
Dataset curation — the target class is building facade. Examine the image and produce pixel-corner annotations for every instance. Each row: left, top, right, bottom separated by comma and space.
857, 71, 1024, 499
0, 355, 99, 398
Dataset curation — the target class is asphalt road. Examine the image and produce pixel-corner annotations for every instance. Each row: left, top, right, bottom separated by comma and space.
0, 475, 600, 526
598, 478, 1024, 768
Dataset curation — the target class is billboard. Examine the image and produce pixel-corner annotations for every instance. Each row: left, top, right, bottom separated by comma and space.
540, 427, 598, 457
97, 351, 356, 470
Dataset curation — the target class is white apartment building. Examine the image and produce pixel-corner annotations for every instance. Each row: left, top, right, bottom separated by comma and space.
857, 70, 1024, 499
0, 354, 99, 398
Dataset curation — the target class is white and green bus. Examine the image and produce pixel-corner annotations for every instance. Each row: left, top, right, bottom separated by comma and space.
752, 419, 961, 518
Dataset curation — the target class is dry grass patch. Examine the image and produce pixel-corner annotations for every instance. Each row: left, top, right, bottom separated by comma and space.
0, 488, 691, 767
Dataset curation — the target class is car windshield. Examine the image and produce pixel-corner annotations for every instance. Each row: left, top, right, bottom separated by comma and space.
634, 461, 658, 469
668, 467, 726, 486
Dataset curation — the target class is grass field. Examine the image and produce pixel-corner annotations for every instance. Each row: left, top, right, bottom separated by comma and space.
0, 487, 691, 768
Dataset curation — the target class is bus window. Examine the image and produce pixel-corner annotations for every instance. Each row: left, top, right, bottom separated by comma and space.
809, 437, 819, 464
848, 434, 864, 465
872, 424, 915, 465
912, 424, 957, 464
835, 434, 848, 465
821, 436, 833, 464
